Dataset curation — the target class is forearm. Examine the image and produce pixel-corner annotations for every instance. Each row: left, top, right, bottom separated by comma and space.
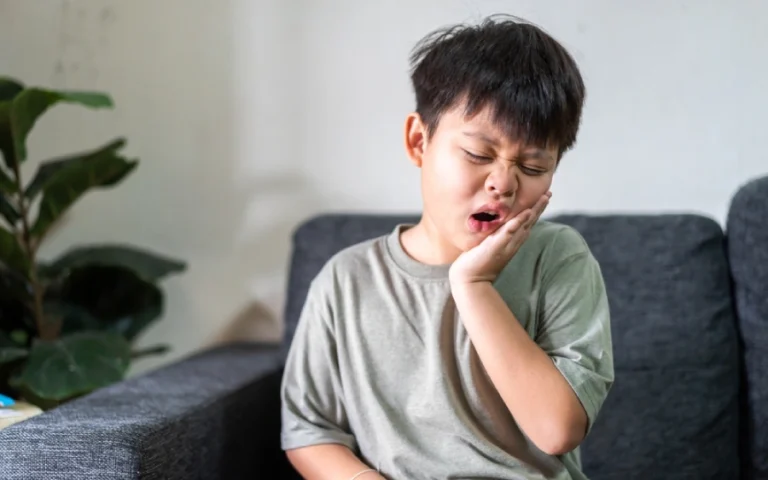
286, 444, 385, 480
451, 281, 586, 455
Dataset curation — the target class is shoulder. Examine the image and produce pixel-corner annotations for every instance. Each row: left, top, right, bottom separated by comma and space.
309, 233, 390, 291
299, 234, 390, 327
507, 219, 603, 289
526, 220, 592, 261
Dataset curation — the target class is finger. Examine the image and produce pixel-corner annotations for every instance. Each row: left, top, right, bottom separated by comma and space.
503, 213, 529, 234
502, 229, 531, 256
528, 194, 550, 226
537, 193, 551, 214
490, 213, 528, 243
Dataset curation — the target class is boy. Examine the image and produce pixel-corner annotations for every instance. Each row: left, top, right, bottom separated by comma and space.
280, 15, 614, 480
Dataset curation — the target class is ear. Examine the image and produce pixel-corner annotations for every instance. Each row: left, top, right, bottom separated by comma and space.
404, 112, 427, 168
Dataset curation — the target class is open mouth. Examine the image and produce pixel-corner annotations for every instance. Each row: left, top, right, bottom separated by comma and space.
471, 212, 500, 222
468, 210, 504, 233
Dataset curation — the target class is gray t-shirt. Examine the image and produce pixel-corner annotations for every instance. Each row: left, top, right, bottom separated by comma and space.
281, 221, 614, 479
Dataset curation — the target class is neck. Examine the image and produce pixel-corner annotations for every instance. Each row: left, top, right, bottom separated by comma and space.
400, 216, 462, 265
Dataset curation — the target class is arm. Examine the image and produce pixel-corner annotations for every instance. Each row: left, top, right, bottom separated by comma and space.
281, 272, 384, 479
451, 281, 586, 455
286, 444, 385, 480
448, 196, 613, 457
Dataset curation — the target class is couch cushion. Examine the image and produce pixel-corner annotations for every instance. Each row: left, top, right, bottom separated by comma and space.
727, 175, 768, 480
553, 214, 740, 480
283, 212, 741, 479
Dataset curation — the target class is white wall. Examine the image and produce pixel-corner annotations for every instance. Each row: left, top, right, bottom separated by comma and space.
1, 0, 766, 374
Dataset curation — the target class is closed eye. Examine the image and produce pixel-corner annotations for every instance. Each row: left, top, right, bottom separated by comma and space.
520, 165, 546, 175
463, 149, 547, 175
462, 149, 493, 163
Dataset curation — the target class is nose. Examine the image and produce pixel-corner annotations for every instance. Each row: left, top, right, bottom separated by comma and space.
484, 165, 517, 198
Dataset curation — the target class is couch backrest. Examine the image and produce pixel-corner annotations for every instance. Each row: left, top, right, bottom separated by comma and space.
552, 214, 740, 479
283, 212, 743, 479
727, 175, 768, 479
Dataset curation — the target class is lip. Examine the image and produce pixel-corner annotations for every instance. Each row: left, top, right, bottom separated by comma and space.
472, 202, 512, 219
467, 202, 513, 233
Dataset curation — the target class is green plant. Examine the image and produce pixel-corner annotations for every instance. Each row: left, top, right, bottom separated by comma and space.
0, 77, 186, 409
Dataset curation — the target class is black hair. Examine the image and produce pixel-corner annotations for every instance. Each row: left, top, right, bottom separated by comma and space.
409, 15, 585, 156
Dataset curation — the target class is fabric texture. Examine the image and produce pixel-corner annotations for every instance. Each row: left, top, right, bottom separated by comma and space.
282, 214, 420, 353
281, 221, 613, 480
0, 343, 287, 480
2, 175, 764, 480
727, 175, 768, 479
285, 212, 743, 480
552, 214, 741, 480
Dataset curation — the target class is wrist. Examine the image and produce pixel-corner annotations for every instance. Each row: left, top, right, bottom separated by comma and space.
348, 469, 386, 480
448, 268, 494, 286
450, 278, 493, 302
347, 469, 383, 480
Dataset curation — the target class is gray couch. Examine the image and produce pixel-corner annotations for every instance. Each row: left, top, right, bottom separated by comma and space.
1, 175, 765, 480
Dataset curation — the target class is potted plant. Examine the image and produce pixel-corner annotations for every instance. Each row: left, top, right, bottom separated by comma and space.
0, 77, 186, 410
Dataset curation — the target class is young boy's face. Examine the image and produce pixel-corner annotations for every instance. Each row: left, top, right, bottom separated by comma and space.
406, 102, 558, 257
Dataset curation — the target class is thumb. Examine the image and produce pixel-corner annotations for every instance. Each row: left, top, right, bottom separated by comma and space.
485, 213, 527, 248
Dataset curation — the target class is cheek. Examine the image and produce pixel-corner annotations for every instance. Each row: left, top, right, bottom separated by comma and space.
424, 150, 476, 199
516, 175, 553, 208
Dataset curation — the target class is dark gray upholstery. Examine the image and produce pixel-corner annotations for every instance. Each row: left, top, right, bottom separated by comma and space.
282, 213, 743, 480
0, 174, 765, 479
0, 343, 292, 479
553, 214, 740, 479
727, 175, 768, 479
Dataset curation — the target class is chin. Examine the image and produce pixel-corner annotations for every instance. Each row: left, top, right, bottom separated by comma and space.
457, 233, 485, 252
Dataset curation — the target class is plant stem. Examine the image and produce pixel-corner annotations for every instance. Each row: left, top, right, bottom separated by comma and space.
10, 160, 50, 340
131, 344, 170, 360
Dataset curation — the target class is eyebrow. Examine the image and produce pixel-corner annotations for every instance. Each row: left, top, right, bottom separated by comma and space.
462, 131, 555, 164
522, 149, 556, 163
463, 131, 500, 145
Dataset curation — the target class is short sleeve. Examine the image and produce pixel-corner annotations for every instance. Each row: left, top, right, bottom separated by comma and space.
535, 229, 614, 433
280, 276, 356, 451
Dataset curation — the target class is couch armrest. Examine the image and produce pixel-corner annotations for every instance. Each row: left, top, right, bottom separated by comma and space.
0, 342, 292, 480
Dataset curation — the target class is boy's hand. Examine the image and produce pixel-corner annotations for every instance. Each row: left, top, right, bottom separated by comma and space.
449, 192, 551, 286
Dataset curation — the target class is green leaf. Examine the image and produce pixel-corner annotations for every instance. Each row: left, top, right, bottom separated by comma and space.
30, 151, 137, 240
45, 265, 164, 341
0, 168, 15, 193
10, 331, 130, 401
0, 157, 19, 226
0, 193, 20, 225
0, 349, 27, 366
0, 102, 14, 168
42, 301, 102, 333
0, 269, 35, 337
0, 77, 24, 102
9, 329, 29, 345
39, 244, 186, 283
0, 266, 32, 302
0, 331, 27, 365
24, 137, 126, 200
0, 80, 23, 164
0, 226, 29, 274
0, 348, 27, 365
8, 88, 113, 166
